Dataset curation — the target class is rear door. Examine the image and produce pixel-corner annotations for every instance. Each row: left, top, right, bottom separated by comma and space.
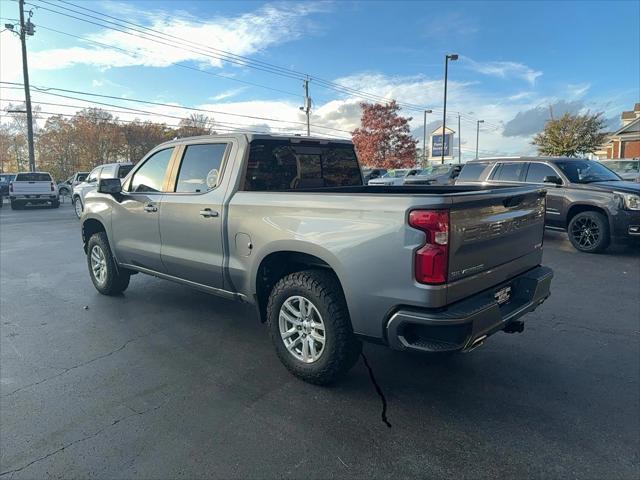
159, 141, 230, 288
111, 147, 175, 272
448, 186, 546, 283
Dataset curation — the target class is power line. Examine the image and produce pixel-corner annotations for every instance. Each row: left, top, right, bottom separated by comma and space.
0, 82, 354, 135
25, 1, 504, 131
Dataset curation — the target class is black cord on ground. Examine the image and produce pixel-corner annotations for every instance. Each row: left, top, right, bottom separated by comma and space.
361, 352, 391, 428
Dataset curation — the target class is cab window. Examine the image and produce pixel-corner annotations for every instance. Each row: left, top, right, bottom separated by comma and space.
129, 148, 174, 193
526, 163, 558, 183
491, 162, 526, 182
175, 143, 228, 193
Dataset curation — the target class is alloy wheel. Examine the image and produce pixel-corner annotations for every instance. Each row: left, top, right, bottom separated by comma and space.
279, 295, 326, 363
571, 217, 600, 249
90, 245, 107, 285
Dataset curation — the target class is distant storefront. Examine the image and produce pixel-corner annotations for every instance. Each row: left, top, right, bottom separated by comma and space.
595, 103, 640, 159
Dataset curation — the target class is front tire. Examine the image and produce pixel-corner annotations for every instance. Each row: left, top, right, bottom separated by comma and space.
73, 196, 83, 219
87, 232, 130, 295
568, 211, 610, 253
267, 270, 361, 385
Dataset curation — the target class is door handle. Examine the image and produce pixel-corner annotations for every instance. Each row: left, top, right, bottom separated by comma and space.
144, 204, 158, 213
199, 208, 219, 218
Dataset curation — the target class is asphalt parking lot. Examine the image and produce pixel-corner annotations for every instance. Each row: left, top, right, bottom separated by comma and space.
1, 202, 639, 479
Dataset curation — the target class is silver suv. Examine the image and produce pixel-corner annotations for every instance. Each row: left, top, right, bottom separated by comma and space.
72, 162, 134, 218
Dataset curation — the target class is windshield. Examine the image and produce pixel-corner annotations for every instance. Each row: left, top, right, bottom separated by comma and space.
382, 169, 408, 178
554, 160, 621, 183
419, 165, 451, 176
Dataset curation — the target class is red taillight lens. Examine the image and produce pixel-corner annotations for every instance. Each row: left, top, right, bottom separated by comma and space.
51, 182, 55, 191
409, 210, 449, 284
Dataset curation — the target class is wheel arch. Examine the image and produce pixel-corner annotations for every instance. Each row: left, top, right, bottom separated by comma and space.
81, 217, 107, 253
566, 203, 612, 231
253, 249, 347, 324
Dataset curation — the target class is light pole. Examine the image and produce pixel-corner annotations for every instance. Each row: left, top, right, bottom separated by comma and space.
475, 120, 484, 159
441, 54, 458, 164
422, 109, 432, 167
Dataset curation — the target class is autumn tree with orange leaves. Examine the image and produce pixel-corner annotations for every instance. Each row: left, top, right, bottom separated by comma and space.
352, 101, 418, 169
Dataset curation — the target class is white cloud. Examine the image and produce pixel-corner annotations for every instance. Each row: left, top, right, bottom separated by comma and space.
464, 58, 543, 85
22, 2, 328, 73
209, 88, 247, 102
566, 83, 590, 99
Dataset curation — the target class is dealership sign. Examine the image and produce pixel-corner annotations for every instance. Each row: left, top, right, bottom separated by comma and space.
431, 133, 452, 157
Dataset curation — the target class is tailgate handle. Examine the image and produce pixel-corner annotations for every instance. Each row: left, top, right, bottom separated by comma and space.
503, 195, 524, 208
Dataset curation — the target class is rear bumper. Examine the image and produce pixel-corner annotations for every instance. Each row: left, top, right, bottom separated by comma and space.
9, 194, 58, 202
386, 265, 553, 353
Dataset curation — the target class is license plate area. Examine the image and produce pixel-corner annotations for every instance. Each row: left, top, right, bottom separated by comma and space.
494, 286, 512, 305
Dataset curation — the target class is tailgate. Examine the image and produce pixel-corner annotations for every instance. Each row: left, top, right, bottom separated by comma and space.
12, 182, 52, 194
448, 187, 546, 282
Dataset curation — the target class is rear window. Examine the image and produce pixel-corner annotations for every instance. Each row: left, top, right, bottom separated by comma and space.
15, 173, 52, 182
117, 165, 134, 178
243, 140, 362, 191
457, 162, 489, 181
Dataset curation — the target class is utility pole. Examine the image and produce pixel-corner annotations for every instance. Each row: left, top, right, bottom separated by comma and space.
300, 77, 311, 137
422, 109, 432, 167
457, 114, 461, 164
441, 54, 458, 164
475, 120, 484, 159
18, 0, 36, 172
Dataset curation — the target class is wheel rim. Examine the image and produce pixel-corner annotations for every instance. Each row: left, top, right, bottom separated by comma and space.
279, 296, 326, 363
90, 245, 107, 285
571, 217, 600, 248
74, 199, 82, 217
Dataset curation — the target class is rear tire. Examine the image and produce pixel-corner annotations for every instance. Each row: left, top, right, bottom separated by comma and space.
267, 270, 361, 385
52, 199, 60, 208
87, 232, 130, 295
10, 200, 21, 210
568, 211, 610, 253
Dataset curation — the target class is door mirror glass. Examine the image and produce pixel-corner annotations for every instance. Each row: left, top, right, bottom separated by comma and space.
543, 175, 563, 186
98, 178, 122, 195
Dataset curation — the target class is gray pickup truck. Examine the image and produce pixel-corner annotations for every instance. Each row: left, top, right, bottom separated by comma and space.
81, 134, 553, 384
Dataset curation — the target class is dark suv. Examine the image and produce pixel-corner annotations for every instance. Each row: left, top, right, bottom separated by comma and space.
456, 157, 640, 253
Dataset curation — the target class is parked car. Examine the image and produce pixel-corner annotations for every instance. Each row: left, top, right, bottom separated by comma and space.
80, 134, 552, 385
0, 173, 16, 196
368, 168, 421, 186
362, 168, 387, 183
72, 162, 134, 218
8, 172, 60, 209
456, 157, 640, 253
58, 171, 89, 196
597, 159, 640, 182
403, 164, 462, 186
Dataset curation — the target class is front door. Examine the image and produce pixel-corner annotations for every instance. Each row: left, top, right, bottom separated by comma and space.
159, 142, 229, 288
524, 162, 564, 227
111, 147, 175, 272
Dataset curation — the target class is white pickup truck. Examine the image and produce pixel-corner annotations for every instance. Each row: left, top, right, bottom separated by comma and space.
9, 172, 60, 209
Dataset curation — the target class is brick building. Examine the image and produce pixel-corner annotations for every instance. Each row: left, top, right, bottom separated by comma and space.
596, 103, 640, 159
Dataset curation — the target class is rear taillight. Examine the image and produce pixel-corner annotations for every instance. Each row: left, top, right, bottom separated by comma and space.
50, 182, 55, 191
9, 182, 13, 193
409, 210, 449, 284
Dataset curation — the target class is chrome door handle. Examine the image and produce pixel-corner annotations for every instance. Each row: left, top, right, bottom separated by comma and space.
144, 204, 157, 213
199, 208, 219, 218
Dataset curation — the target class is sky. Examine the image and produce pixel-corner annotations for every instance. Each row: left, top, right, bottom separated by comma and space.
1, 0, 639, 161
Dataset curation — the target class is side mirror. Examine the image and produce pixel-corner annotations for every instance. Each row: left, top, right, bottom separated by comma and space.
98, 178, 122, 195
543, 175, 563, 186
